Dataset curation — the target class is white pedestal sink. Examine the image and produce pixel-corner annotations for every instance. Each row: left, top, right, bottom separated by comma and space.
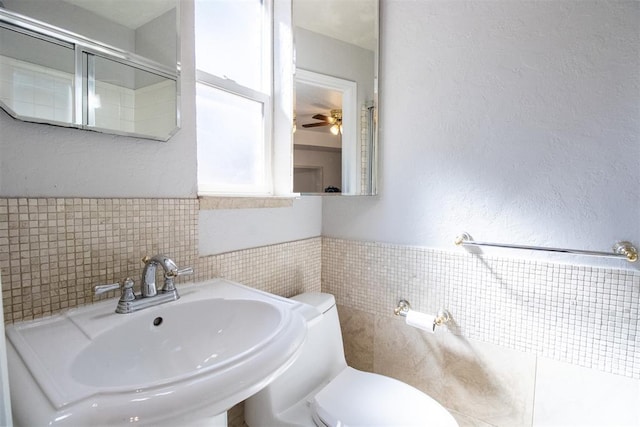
5, 279, 307, 426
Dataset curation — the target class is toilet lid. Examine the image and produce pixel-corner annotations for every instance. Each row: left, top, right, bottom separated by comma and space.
311, 367, 458, 427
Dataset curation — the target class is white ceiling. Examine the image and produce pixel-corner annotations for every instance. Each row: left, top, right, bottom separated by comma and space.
294, 0, 377, 52
63, 0, 175, 29
296, 83, 342, 116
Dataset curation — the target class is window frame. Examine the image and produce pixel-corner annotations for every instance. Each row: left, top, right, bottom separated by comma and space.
195, 0, 293, 198
195, 72, 273, 195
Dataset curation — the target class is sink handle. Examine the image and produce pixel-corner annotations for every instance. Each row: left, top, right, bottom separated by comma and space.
94, 283, 120, 296
162, 266, 192, 294
120, 278, 136, 302
166, 267, 194, 278
176, 267, 194, 277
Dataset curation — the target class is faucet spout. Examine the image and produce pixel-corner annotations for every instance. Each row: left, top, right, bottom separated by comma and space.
141, 254, 179, 297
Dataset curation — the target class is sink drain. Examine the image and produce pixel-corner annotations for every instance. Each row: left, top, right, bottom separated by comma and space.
153, 317, 163, 326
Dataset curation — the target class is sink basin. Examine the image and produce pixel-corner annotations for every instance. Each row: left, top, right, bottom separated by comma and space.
6, 278, 307, 426
71, 299, 283, 388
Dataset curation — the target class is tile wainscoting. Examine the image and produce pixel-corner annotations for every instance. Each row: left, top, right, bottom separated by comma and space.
0, 198, 321, 323
324, 237, 640, 426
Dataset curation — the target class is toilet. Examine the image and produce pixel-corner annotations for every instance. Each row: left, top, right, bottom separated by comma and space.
245, 292, 459, 427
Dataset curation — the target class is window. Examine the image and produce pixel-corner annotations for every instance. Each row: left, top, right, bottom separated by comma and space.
196, 0, 289, 196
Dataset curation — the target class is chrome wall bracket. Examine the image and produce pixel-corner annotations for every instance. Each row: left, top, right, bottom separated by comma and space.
393, 299, 411, 317
613, 241, 638, 263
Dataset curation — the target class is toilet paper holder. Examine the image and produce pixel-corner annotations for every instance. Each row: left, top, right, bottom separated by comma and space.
394, 299, 451, 332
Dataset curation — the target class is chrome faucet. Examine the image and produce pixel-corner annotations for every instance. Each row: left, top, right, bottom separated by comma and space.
94, 255, 193, 314
141, 254, 193, 297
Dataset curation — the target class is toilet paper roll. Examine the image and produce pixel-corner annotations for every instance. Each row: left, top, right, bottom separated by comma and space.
405, 310, 436, 333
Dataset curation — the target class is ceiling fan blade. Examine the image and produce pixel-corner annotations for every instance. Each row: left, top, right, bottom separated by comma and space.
311, 114, 333, 122
302, 122, 331, 128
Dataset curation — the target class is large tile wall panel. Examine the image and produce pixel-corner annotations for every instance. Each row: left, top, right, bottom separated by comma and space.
533, 357, 640, 426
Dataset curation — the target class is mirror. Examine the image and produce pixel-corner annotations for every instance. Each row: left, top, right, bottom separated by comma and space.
293, 0, 378, 195
0, 0, 179, 141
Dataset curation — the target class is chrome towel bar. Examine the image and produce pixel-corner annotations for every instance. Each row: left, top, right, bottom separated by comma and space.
455, 232, 638, 263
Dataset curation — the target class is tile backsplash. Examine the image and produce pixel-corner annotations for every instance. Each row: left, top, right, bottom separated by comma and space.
0, 198, 320, 323
322, 237, 640, 380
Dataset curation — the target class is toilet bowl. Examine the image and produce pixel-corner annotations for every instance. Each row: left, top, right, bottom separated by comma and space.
245, 292, 458, 427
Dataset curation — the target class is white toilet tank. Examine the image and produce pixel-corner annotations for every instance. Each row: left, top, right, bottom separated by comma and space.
245, 293, 347, 427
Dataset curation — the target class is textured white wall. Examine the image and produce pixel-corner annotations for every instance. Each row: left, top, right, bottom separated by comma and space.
322, 0, 640, 268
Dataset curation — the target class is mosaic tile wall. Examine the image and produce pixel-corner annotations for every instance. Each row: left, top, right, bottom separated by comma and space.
196, 237, 321, 298
322, 237, 640, 379
359, 104, 369, 195
359, 103, 376, 196
0, 198, 321, 323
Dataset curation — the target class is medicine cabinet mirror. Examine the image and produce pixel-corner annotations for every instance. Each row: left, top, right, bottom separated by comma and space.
0, 0, 179, 141
293, 0, 378, 195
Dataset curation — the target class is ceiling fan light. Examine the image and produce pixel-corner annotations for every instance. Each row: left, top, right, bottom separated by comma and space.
330, 124, 340, 135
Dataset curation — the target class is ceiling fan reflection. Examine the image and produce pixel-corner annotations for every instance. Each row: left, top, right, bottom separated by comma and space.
302, 109, 342, 135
